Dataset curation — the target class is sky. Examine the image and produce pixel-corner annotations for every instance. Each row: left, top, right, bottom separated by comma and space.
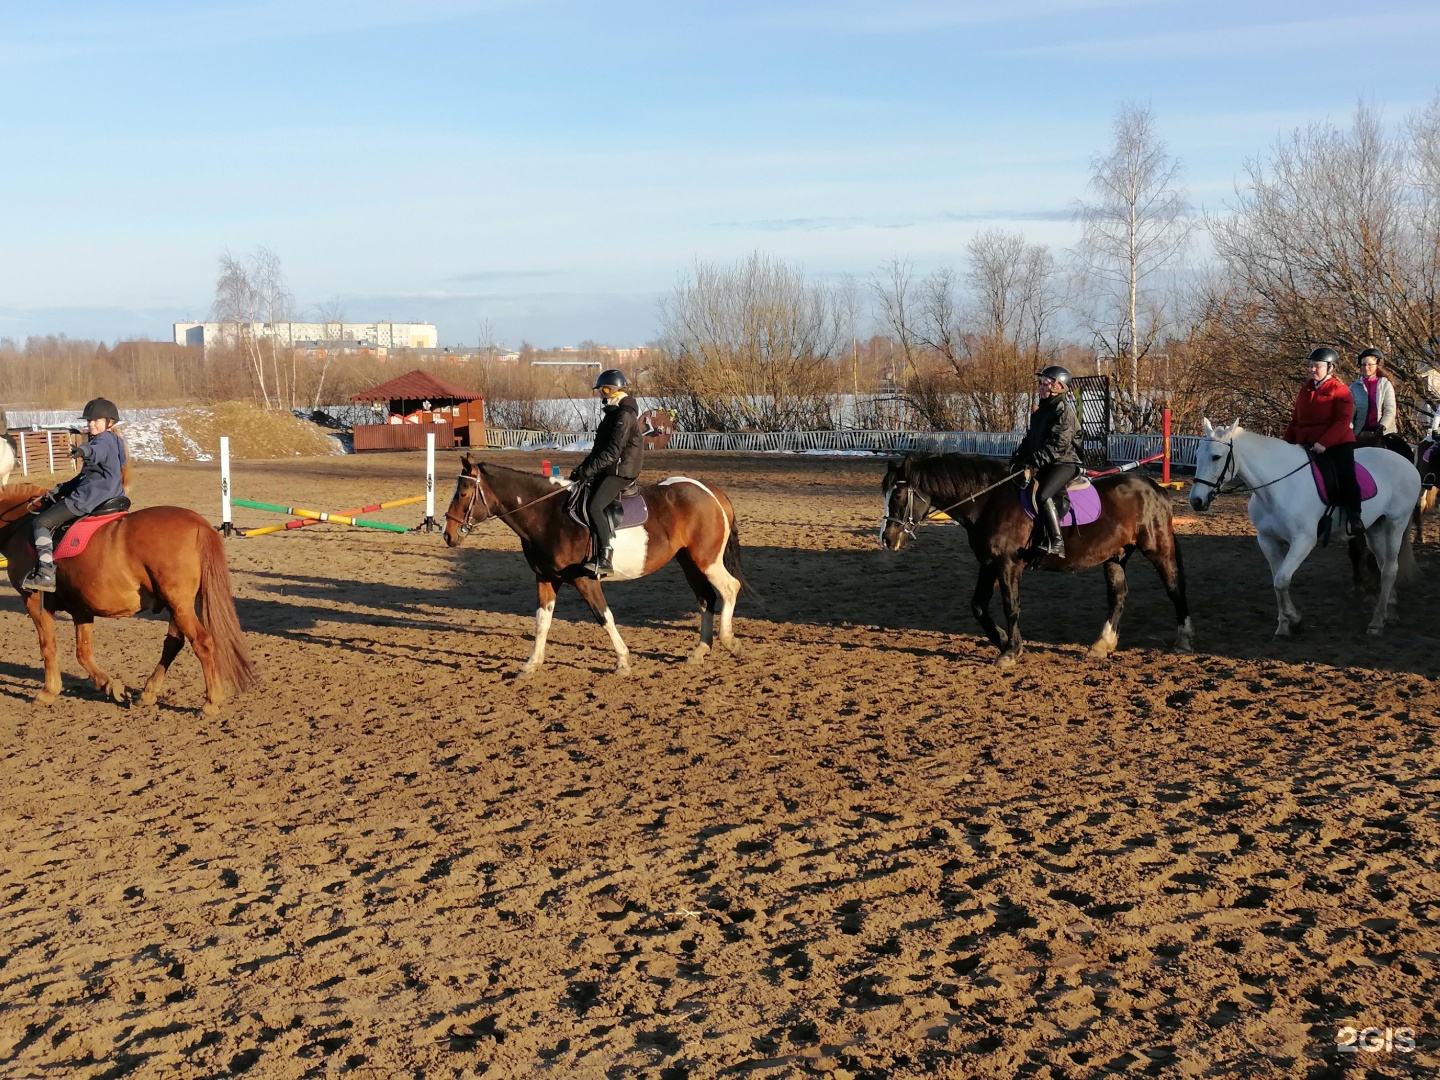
0, 0, 1436, 349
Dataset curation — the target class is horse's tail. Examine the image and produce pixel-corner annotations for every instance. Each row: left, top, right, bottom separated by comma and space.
722, 516, 759, 600
197, 524, 255, 699
116, 429, 132, 493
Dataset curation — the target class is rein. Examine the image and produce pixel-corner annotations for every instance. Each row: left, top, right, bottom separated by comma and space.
446, 471, 570, 536
884, 469, 1026, 537
1191, 442, 1310, 495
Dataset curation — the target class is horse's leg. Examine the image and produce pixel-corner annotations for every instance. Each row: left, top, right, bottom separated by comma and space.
1138, 527, 1194, 653
673, 550, 717, 664
1364, 519, 1402, 635
73, 617, 126, 703
571, 576, 631, 675
1087, 557, 1127, 661
519, 579, 558, 677
970, 562, 1006, 650
161, 593, 223, 715
994, 558, 1024, 669
25, 592, 62, 705
140, 618, 187, 706
1258, 530, 1313, 637
699, 551, 742, 656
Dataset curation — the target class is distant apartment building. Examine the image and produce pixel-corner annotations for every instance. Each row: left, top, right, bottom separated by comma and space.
173, 320, 438, 351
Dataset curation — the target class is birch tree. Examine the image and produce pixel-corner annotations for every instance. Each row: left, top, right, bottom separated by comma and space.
1074, 104, 1192, 417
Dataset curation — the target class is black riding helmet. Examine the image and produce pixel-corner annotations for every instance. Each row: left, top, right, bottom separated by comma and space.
79, 397, 120, 422
1358, 347, 1385, 363
593, 369, 628, 390
1036, 365, 1072, 388
1306, 346, 1340, 369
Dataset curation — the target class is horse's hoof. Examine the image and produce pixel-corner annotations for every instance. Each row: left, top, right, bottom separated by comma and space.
687, 644, 710, 665
719, 636, 742, 657
107, 681, 128, 704
139, 691, 158, 707
202, 702, 221, 718
1086, 645, 1111, 662
1367, 626, 1384, 637
34, 690, 58, 706
995, 653, 1018, 670
1173, 641, 1194, 655
516, 666, 537, 681
614, 662, 632, 677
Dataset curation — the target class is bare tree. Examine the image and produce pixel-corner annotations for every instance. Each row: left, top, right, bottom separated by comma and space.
212, 251, 271, 408
1208, 99, 1440, 434
310, 297, 346, 409
1073, 103, 1193, 416
653, 252, 847, 431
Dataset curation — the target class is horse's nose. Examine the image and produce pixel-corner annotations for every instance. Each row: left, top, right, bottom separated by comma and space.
1188, 495, 1204, 511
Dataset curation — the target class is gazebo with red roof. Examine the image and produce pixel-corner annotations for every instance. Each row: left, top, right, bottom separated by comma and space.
349, 369, 486, 452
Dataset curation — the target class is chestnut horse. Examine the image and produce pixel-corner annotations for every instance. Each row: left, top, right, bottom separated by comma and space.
1, 485, 253, 713
442, 457, 750, 675
880, 453, 1193, 667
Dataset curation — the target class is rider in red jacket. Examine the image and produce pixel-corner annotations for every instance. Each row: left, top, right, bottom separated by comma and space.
1283, 346, 1361, 534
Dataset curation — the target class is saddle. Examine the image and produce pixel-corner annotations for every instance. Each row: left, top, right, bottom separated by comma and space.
41, 496, 131, 560
1020, 475, 1102, 528
565, 482, 648, 532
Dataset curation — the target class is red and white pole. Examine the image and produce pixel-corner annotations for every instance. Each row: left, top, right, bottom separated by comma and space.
1162, 406, 1172, 485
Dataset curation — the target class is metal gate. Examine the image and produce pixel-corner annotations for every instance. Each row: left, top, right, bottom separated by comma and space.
1071, 375, 1112, 468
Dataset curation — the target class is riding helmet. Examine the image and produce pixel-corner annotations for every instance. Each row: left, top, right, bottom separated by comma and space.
593, 369, 628, 390
1357, 347, 1385, 363
1035, 365, 1072, 388
79, 397, 120, 422
1306, 346, 1340, 369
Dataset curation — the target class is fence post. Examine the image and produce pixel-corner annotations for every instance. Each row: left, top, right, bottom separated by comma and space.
20, 432, 28, 476
219, 436, 233, 536
1162, 407, 1172, 485
47, 431, 55, 474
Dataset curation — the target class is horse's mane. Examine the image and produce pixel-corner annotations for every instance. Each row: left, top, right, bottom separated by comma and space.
890, 453, 1012, 507
0, 483, 47, 537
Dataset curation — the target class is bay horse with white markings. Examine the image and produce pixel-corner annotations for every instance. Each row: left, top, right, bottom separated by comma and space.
880, 453, 1193, 667
0, 484, 253, 713
442, 457, 750, 676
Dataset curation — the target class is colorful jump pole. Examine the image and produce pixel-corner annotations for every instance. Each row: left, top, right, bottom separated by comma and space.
1162, 407, 1172, 485
232, 498, 412, 533
241, 495, 424, 537
219, 436, 234, 536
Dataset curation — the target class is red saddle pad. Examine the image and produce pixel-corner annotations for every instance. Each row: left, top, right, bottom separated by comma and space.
53, 511, 128, 560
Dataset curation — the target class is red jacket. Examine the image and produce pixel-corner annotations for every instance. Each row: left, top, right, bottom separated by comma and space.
1283, 376, 1355, 448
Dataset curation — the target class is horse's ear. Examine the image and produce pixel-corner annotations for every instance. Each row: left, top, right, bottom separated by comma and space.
461, 453, 474, 470
1201, 418, 1213, 437
898, 455, 913, 480
1231, 417, 1242, 434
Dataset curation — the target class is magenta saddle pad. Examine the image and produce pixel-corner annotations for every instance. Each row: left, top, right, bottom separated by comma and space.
1309, 460, 1378, 504
1021, 482, 1102, 528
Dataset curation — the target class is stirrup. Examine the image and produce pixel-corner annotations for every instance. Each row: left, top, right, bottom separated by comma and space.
22, 567, 57, 593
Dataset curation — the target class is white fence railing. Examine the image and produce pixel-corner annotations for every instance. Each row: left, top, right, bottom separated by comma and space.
479, 427, 1204, 471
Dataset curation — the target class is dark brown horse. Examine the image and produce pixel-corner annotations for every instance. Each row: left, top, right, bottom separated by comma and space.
1, 485, 253, 713
880, 454, 1192, 667
442, 457, 750, 675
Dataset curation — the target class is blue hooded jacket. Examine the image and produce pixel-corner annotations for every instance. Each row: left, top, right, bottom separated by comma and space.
55, 428, 127, 515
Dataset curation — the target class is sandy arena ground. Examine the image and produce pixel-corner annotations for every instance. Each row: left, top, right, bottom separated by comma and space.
1, 450, 1437, 1079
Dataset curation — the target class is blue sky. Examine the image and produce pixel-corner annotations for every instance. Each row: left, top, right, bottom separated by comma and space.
0, 0, 1436, 348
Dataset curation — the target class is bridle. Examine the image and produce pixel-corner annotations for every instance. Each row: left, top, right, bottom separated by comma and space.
1190, 439, 1310, 500
445, 469, 569, 537
883, 468, 1027, 539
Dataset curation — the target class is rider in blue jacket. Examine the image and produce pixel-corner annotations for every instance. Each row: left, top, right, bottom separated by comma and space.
23, 398, 128, 593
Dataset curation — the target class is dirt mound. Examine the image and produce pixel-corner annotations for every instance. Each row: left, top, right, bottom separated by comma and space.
123, 402, 343, 462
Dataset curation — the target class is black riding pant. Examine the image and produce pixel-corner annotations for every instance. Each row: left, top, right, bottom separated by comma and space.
1322, 443, 1361, 513
587, 474, 631, 552
1035, 462, 1082, 504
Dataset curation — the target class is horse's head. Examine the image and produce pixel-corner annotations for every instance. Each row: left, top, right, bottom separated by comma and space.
1189, 417, 1244, 512
443, 455, 493, 547
880, 456, 929, 550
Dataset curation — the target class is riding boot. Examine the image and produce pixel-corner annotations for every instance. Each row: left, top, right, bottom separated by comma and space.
1037, 497, 1066, 558
582, 529, 614, 578
1345, 505, 1364, 536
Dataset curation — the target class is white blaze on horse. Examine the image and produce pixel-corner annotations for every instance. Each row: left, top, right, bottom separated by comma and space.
1188, 419, 1420, 637
442, 457, 750, 676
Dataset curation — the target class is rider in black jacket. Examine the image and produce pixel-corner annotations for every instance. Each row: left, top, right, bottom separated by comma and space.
1011, 365, 1083, 560
569, 369, 643, 578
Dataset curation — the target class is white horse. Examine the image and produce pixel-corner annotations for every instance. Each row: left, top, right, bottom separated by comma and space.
1189, 420, 1420, 637
0, 434, 15, 488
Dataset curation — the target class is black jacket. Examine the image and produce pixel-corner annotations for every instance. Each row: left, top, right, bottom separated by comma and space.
1013, 395, 1082, 468
571, 394, 643, 482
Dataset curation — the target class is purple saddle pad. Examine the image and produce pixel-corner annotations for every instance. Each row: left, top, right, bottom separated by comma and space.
567, 492, 649, 530
1309, 460, 1378, 504
1021, 482, 1102, 527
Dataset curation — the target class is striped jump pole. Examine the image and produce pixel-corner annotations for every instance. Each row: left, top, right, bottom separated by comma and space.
231, 498, 412, 533
241, 495, 425, 537
417, 431, 438, 532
